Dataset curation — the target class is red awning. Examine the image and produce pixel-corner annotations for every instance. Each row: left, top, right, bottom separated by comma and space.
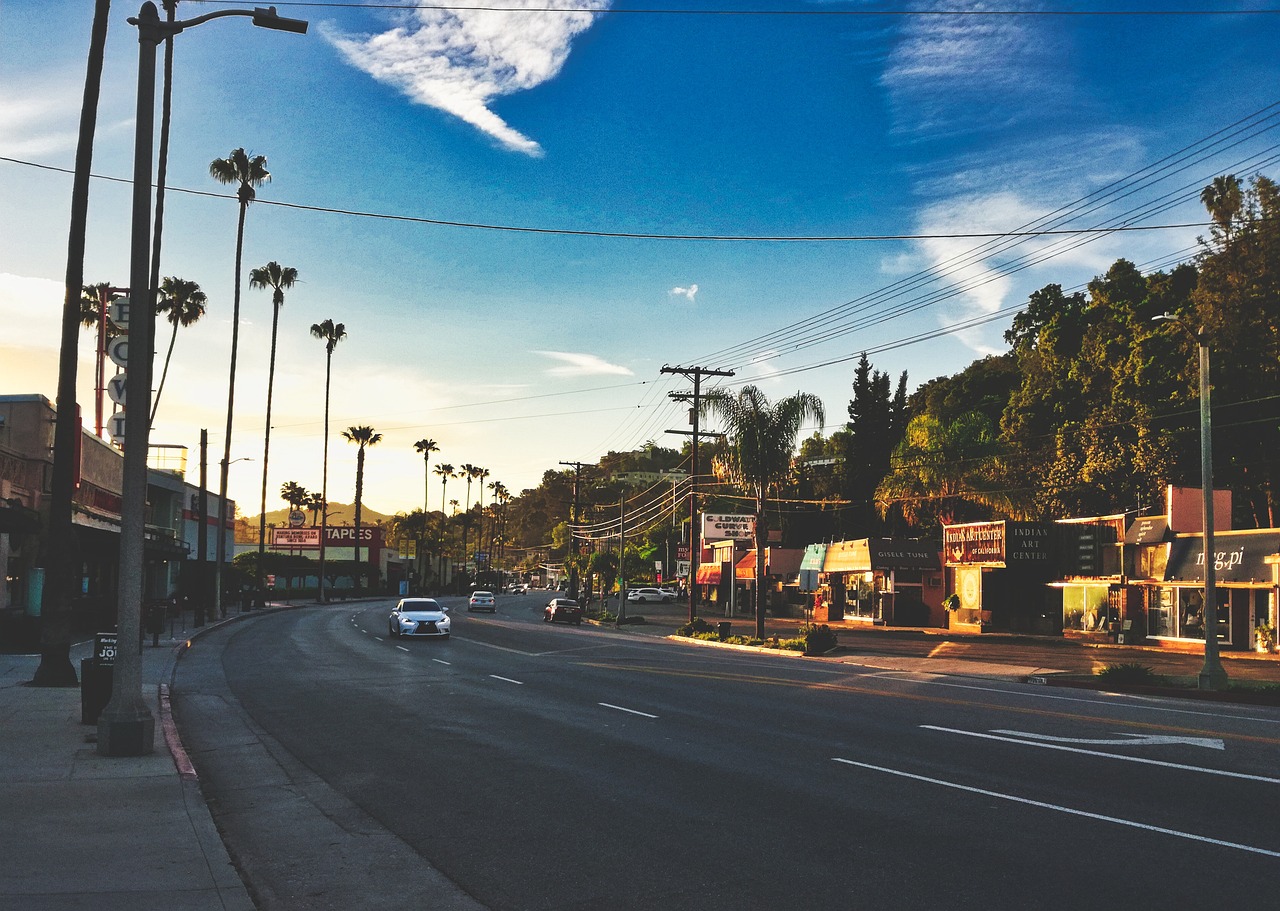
736, 548, 805, 581
695, 563, 721, 585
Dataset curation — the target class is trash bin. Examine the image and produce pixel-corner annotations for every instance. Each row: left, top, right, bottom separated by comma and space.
80, 657, 113, 725
717, 622, 732, 641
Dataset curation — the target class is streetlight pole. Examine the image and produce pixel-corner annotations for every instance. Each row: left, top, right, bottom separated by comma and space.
1154, 314, 1228, 691
99, 2, 306, 757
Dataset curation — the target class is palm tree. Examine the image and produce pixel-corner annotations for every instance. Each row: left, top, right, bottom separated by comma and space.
435, 463, 456, 590
304, 490, 325, 527
310, 318, 346, 602
702, 385, 825, 639
151, 276, 207, 423
209, 147, 270, 617
79, 281, 124, 439
249, 261, 299, 587
459, 463, 480, 579
342, 425, 382, 593
475, 467, 491, 565
489, 479, 508, 563
280, 481, 309, 510
413, 439, 438, 583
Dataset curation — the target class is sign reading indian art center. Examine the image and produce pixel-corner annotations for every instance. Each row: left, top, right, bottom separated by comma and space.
944, 521, 1052, 567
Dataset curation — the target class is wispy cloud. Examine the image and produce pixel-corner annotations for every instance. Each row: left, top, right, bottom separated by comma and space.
324, 1, 611, 156
535, 350, 633, 377
669, 283, 698, 302
879, 1, 1057, 140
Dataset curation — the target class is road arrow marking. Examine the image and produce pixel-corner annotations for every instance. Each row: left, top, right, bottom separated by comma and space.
992, 729, 1224, 750
921, 726, 1280, 783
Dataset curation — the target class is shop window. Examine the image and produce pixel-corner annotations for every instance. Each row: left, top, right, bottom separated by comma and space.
1062, 584, 1110, 631
1148, 587, 1174, 638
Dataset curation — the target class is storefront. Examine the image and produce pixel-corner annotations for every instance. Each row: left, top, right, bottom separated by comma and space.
1050, 515, 1127, 639
943, 520, 1058, 633
1142, 529, 1280, 649
818, 538, 942, 626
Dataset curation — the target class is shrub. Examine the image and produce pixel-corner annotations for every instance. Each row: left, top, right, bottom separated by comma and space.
676, 616, 717, 638
1095, 662, 1159, 685
798, 622, 838, 655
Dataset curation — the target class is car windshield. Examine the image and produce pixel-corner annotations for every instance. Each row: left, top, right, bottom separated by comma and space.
400, 601, 440, 612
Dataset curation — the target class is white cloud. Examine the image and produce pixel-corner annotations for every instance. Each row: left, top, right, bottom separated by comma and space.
534, 350, 633, 377
324, 1, 611, 156
669, 283, 698, 302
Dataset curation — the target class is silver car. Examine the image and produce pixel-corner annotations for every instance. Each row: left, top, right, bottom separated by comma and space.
389, 598, 451, 639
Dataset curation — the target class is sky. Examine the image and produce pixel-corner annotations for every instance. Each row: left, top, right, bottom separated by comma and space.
2, 1, 1279, 522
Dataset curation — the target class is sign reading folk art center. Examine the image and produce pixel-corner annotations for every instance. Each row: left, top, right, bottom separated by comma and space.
943, 521, 1052, 567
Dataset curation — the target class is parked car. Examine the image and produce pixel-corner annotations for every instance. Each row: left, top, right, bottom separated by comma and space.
389, 599, 450, 638
627, 587, 674, 604
506, 583, 528, 594
544, 598, 583, 625
468, 590, 497, 612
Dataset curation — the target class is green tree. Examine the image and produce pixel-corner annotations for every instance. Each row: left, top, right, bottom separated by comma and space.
151, 277, 207, 423
209, 148, 270, 612
702, 385, 825, 638
280, 481, 309, 510
310, 318, 346, 602
434, 463, 456, 588
342, 425, 382, 593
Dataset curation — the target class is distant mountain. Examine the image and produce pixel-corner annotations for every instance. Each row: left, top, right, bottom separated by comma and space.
246, 501, 398, 528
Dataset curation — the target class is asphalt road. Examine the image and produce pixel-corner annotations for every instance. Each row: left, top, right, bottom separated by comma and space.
173, 595, 1280, 910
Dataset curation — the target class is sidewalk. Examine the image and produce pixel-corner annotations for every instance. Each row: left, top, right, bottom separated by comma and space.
0, 611, 254, 910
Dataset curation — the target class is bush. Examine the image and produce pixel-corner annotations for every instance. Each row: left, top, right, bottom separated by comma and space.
676, 616, 718, 637
798, 622, 838, 655
1096, 662, 1160, 685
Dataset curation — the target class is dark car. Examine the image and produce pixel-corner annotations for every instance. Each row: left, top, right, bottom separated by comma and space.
544, 598, 583, 626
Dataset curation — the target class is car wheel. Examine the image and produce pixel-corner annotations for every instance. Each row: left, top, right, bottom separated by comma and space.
389, 624, 398, 638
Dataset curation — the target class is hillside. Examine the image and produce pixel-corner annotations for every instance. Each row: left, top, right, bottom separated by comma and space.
246, 501, 398, 528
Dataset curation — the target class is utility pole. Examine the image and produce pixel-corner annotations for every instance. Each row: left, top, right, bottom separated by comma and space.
617, 494, 626, 625
661, 364, 734, 622
559, 461, 589, 602
195, 428, 208, 626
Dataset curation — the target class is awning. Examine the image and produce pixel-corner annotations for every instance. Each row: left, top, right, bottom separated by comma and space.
799, 544, 826, 591
821, 538, 939, 573
695, 563, 721, 585
735, 548, 804, 581
1126, 516, 1169, 545
1163, 530, 1280, 583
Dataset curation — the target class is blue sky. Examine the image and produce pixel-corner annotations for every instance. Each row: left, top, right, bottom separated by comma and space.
2, 1, 1279, 520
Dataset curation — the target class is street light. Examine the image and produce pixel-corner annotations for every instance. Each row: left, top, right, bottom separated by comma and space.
98, 2, 306, 757
1152, 313, 1228, 691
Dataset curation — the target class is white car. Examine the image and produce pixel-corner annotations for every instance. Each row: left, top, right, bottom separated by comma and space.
627, 587, 675, 604
389, 598, 451, 638
468, 590, 497, 612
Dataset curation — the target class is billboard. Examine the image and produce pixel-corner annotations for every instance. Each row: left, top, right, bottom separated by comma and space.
702, 513, 755, 540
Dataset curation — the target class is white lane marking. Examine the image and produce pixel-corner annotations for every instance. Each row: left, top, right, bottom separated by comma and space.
396, 646, 410, 652
374, 636, 383, 642
433, 658, 451, 666
833, 758, 1280, 858
490, 675, 524, 685
921, 726, 1278, 784
599, 703, 658, 719
871, 672, 1280, 725
992, 729, 1224, 750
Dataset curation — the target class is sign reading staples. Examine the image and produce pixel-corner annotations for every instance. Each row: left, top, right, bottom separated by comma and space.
702, 513, 755, 540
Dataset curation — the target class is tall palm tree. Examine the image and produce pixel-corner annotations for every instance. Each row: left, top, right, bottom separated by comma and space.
413, 439, 438, 584
488, 479, 507, 563
79, 281, 124, 439
280, 481, 309, 510
151, 276, 207, 423
342, 425, 382, 593
475, 467, 491, 565
209, 147, 270, 617
702, 385, 825, 638
435, 463, 456, 590
310, 318, 346, 602
249, 261, 299, 587
459, 463, 480, 579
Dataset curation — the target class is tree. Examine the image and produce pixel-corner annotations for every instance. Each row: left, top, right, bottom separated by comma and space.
209, 147, 270, 615
342, 426, 382, 593
702, 385, 825, 638
434, 463, 456, 589
459, 463, 480, 579
303, 490, 325, 526
151, 276, 207, 423
413, 439, 438, 580
280, 481, 309, 510
310, 318, 346, 602
249, 261, 299, 587
875, 412, 1015, 531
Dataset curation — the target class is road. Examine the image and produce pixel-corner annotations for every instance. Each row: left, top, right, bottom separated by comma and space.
173, 594, 1280, 910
